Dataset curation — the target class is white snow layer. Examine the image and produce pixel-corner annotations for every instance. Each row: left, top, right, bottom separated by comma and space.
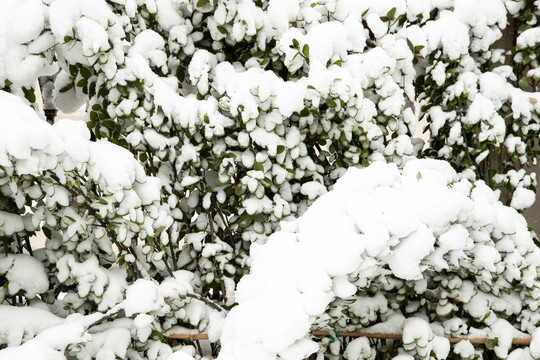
0, 90, 159, 202
0, 270, 196, 359
0, 254, 48, 299
218, 159, 540, 360
0, 0, 57, 88
0, 305, 63, 347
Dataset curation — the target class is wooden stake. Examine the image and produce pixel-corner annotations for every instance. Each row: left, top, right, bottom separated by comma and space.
311, 331, 532, 345
167, 331, 532, 346
168, 333, 210, 341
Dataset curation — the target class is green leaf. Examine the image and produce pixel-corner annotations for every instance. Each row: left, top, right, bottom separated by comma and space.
254, 162, 264, 172
406, 38, 414, 52
362, 8, 370, 16
252, 213, 265, 223
42, 227, 52, 239
237, 213, 252, 228
196, 0, 209, 7
302, 44, 310, 58
90, 111, 98, 122
484, 338, 498, 350
154, 226, 166, 238
103, 120, 116, 130
261, 177, 273, 188
58, 83, 73, 93
217, 25, 227, 34
176, 67, 185, 82
134, 80, 144, 92
23, 88, 36, 103
277, 145, 286, 154
326, 98, 337, 108
235, 184, 247, 196
79, 66, 91, 79
292, 38, 299, 48
92, 104, 102, 111
88, 82, 96, 97
519, 76, 530, 90
69, 65, 78, 77
361, 158, 370, 167
76, 79, 87, 88
386, 7, 396, 20
106, 222, 118, 231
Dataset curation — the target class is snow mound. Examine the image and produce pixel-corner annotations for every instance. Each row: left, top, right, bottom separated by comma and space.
0, 254, 49, 299
218, 160, 540, 360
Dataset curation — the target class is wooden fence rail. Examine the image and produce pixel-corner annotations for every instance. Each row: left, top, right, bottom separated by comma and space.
167, 331, 532, 345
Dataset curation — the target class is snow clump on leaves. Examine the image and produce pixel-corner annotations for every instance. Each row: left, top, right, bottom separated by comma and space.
0, 0, 540, 359
220, 160, 540, 360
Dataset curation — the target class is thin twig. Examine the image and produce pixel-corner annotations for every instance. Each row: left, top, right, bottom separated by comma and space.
185, 293, 227, 313
216, 207, 235, 245
47, 173, 142, 278
169, 240, 178, 271
195, 339, 204, 356
207, 214, 228, 302
86, 309, 124, 330
24, 236, 33, 256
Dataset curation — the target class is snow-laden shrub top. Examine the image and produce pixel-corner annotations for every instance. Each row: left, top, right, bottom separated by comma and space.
0, 91, 218, 359
0, 272, 197, 360
0, 91, 173, 309
0, 0, 539, 359
220, 160, 540, 360
0, 0, 538, 301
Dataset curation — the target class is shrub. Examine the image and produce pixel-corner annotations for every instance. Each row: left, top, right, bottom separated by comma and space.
0, 0, 539, 359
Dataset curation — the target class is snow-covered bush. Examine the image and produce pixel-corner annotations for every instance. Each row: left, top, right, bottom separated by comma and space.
0, 91, 221, 359
3, 0, 538, 308
220, 160, 540, 360
0, 0, 540, 359
416, 0, 540, 202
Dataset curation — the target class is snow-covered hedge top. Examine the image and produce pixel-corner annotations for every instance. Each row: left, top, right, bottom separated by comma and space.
0, 91, 217, 359
0, 91, 148, 192
0, 90, 171, 310
1, 0, 539, 309
1, 0, 540, 359
0, 272, 197, 360
219, 159, 540, 360
417, 0, 540, 199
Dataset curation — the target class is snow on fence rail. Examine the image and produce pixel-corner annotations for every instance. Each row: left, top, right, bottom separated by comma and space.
167, 331, 533, 345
